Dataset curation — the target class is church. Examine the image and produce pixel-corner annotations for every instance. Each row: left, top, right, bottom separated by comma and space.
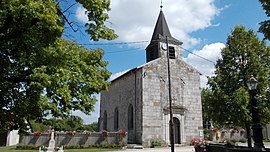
98, 8, 203, 147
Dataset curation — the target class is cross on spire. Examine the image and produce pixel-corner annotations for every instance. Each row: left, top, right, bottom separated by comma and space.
160, 0, 163, 10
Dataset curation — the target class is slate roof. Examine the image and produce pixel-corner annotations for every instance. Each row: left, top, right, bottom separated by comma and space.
151, 10, 172, 41
146, 10, 182, 50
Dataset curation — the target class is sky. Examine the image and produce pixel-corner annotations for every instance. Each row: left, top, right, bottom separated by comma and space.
62, 0, 268, 124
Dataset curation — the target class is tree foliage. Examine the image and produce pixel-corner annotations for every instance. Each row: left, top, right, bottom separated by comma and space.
259, 0, 270, 105
205, 25, 270, 127
76, 0, 117, 41
0, 0, 117, 133
31, 117, 98, 132
259, 0, 270, 40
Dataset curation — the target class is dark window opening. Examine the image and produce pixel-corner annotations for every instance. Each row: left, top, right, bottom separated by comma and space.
149, 50, 154, 60
169, 46, 175, 59
114, 107, 119, 130
128, 104, 134, 130
103, 111, 107, 130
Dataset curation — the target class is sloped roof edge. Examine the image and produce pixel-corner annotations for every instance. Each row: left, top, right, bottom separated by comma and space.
110, 58, 161, 82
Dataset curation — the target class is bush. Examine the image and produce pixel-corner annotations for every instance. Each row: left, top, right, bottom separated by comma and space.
64, 144, 80, 149
16, 144, 41, 150
230, 138, 239, 143
190, 138, 208, 148
219, 138, 230, 143
264, 138, 270, 142
239, 138, 247, 143
151, 140, 162, 148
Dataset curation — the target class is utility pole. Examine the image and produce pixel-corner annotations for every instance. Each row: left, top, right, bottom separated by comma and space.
166, 36, 174, 152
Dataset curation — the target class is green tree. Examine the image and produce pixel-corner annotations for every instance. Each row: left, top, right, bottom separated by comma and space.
206, 25, 270, 127
65, 116, 84, 131
0, 0, 117, 133
259, 0, 270, 40
259, 0, 270, 100
201, 88, 215, 128
30, 120, 49, 132
42, 118, 65, 131
31, 118, 98, 132
77, 122, 98, 132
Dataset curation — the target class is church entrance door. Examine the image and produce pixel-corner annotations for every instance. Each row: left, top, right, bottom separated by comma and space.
173, 117, 181, 144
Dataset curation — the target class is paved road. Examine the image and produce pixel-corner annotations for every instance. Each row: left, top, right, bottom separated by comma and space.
110, 145, 195, 152
109, 142, 270, 152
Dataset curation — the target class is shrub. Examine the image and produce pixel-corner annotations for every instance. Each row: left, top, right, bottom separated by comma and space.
190, 138, 208, 148
101, 130, 108, 137
34, 131, 42, 136
151, 140, 162, 148
64, 144, 80, 149
239, 138, 247, 143
16, 144, 41, 150
230, 138, 239, 143
264, 138, 270, 142
117, 130, 127, 136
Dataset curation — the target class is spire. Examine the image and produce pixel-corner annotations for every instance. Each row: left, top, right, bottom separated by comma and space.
145, 8, 182, 62
150, 10, 172, 42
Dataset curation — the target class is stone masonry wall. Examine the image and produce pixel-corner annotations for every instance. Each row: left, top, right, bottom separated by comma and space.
141, 60, 165, 146
99, 69, 143, 144
141, 43, 203, 145
19, 132, 127, 147
99, 44, 203, 146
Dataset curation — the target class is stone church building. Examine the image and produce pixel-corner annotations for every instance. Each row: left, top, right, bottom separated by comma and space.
98, 9, 203, 146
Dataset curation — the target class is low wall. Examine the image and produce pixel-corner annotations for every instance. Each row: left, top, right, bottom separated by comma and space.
209, 130, 245, 142
19, 132, 127, 147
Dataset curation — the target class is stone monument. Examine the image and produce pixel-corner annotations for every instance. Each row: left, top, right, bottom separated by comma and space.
39, 130, 64, 152
47, 130, 55, 152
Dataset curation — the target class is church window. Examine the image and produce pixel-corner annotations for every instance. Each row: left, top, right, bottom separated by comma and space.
128, 104, 134, 130
169, 46, 175, 59
114, 107, 119, 130
103, 111, 107, 130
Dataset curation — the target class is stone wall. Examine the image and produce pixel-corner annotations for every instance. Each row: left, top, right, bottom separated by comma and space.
99, 69, 143, 144
140, 55, 203, 145
175, 59, 203, 142
99, 44, 203, 147
141, 60, 165, 146
19, 132, 127, 147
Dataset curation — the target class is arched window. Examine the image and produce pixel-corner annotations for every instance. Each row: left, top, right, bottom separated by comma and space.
114, 107, 119, 130
128, 104, 134, 130
103, 111, 107, 130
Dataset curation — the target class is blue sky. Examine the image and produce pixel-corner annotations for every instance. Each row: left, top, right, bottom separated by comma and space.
62, 0, 268, 124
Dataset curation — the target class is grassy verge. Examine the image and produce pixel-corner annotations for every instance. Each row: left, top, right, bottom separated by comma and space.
0, 146, 118, 152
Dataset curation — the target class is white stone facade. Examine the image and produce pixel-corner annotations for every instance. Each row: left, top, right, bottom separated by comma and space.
99, 10, 203, 147
99, 46, 203, 146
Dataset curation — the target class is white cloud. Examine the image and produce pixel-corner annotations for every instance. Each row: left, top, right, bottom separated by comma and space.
73, 0, 224, 123
184, 42, 225, 88
109, 0, 219, 48
75, 0, 220, 48
72, 94, 100, 124
75, 6, 88, 23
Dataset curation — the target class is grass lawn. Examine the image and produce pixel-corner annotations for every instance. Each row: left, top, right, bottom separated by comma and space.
0, 146, 119, 152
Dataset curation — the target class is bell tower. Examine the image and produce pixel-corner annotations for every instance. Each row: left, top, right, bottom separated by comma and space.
145, 7, 182, 62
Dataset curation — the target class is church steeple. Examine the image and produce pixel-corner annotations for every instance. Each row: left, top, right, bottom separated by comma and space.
150, 10, 172, 42
146, 9, 182, 62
